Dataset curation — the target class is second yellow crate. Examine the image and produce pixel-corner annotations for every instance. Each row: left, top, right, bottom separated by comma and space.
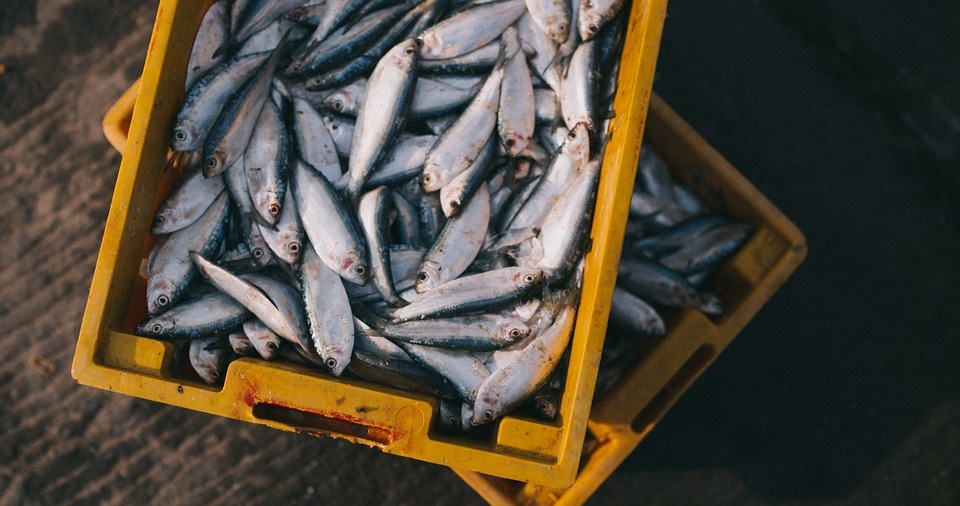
452, 93, 807, 505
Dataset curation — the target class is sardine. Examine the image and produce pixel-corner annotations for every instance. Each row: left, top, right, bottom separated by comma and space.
242, 318, 283, 360
299, 243, 355, 376
365, 312, 529, 351
578, 0, 626, 42
396, 342, 490, 402
523, 0, 571, 44
202, 33, 287, 177
617, 257, 722, 315
417, 0, 526, 60
291, 96, 343, 183
243, 97, 289, 225
472, 305, 575, 425
146, 191, 230, 315
172, 51, 271, 156
417, 182, 490, 292
608, 286, 666, 336
497, 27, 536, 156
189, 337, 235, 385
185, 0, 229, 90
151, 164, 226, 235
358, 186, 404, 305
388, 266, 543, 322
290, 159, 369, 285
342, 38, 421, 205
137, 288, 250, 340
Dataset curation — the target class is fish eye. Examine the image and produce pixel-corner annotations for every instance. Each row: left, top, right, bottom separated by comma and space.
418, 272, 428, 281
332, 100, 342, 111
523, 274, 535, 283
504, 138, 516, 149
422, 174, 431, 184
482, 410, 494, 422
156, 295, 169, 307
567, 130, 577, 140
355, 265, 365, 275
404, 46, 415, 55
557, 23, 567, 32
325, 357, 338, 370
267, 342, 279, 351
538, 401, 549, 412
174, 130, 186, 141
205, 158, 218, 169
152, 323, 163, 333
509, 328, 522, 338
153, 216, 164, 226
413, 38, 424, 49
448, 200, 459, 210
268, 203, 280, 216
253, 248, 264, 258
588, 23, 599, 35
330, 123, 338, 130
288, 243, 300, 253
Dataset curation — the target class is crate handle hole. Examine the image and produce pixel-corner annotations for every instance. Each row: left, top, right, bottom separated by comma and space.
252, 403, 395, 446
630, 344, 716, 434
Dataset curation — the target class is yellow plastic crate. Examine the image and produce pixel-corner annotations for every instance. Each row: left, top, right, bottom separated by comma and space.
451, 94, 807, 505
75, 0, 669, 489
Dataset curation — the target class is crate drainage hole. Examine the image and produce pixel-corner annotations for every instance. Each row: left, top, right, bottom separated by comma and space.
253, 403, 394, 445
631, 344, 716, 434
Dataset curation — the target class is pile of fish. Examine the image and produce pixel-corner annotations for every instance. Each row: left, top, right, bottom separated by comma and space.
594, 145, 754, 398
137, 0, 632, 430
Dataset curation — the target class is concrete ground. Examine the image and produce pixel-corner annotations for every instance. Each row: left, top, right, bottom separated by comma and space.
1, 1, 957, 504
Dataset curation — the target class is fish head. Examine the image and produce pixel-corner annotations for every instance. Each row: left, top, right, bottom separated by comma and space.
416, 31, 442, 59
534, 390, 559, 420
284, 56, 307, 78
514, 268, 545, 291
136, 314, 175, 337
146, 276, 177, 315
420, 162, 443, 192
415, 260, 442, 293
228, 332, 256, 356
277, 230, 303, 266
319, 345, 351, 377
202, 149, 229, 177
578, 8, 604, 42
245, 327, 281, 360
339, 250, 369, 286
500, 130, 531, 157
190, 339, 226, 385
439, 183, 465, 218
496, 319, 530, 344
322, 89, 355, 114
565, 123, 591, 163
151, 206, 183, 235
471, 391, 503, 426
171, 120, 200, 152
254, 193, 282, 224
543, 11, 570, 44
390, 38, 421, 70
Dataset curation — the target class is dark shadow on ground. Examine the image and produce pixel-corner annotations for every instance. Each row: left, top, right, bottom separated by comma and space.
599, 0, 960, 503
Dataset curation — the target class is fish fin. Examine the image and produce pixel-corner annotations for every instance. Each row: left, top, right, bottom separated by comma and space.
250, 209, 279, 231
203, 339, 232, 352
352, 301, 393, 329
212, 37, 238, 59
